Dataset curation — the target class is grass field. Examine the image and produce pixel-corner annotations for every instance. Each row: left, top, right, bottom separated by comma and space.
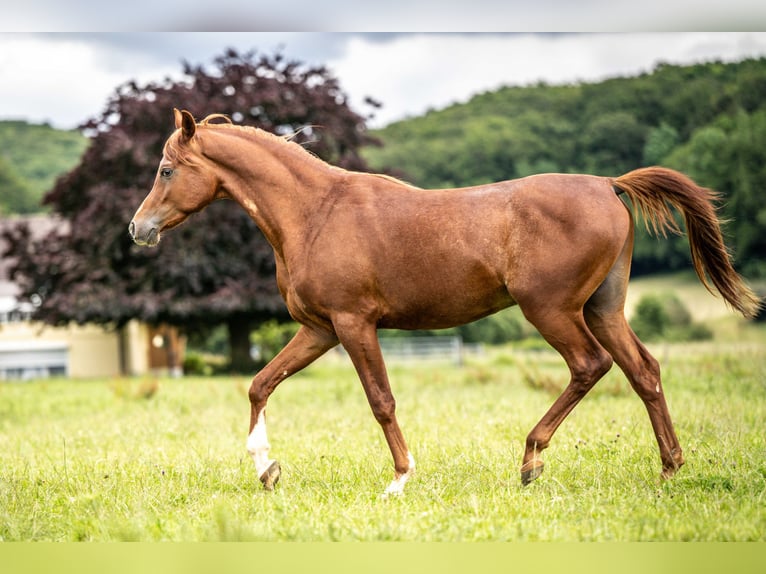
1, 316, 764, 542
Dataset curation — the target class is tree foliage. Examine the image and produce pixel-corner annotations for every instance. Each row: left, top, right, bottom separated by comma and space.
0, 120, 88, 214
0, 155, 36, 215
630, 292, 712, 342
3, 49, 379, 370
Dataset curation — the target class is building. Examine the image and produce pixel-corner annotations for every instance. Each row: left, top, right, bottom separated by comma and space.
0, 215, 184, 380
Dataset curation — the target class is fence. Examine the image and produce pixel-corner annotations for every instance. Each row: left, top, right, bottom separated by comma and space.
379, 335, 485, 366
332, 335, 481, 366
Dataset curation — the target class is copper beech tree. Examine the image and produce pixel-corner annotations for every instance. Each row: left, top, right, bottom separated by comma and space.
4, 49, 380, 371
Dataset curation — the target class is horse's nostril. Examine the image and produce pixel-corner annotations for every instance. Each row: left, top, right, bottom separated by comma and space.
129, 221, 136, 238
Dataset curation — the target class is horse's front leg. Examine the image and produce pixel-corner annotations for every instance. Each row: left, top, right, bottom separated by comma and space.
333, 313, 415, 496
247, 325, 338, 490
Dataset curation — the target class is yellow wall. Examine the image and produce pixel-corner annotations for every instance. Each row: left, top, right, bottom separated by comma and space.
0, 320, 151, 378
121, 320, 150, 376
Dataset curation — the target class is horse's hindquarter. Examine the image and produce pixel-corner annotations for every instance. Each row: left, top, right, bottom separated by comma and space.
288, 173, 630, 330
503, 174, 632, 306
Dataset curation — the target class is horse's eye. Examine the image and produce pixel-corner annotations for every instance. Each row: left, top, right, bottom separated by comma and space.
160, 167, 174, 179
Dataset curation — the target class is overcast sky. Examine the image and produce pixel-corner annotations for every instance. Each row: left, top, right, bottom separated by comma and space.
2, 32, 766, 130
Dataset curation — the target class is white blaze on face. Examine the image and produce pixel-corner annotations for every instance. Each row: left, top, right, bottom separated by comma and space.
383, 452, 416, 497
246, 409, 275, 478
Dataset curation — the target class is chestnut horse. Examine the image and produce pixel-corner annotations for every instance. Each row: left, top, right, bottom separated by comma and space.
130, 109, 760, 495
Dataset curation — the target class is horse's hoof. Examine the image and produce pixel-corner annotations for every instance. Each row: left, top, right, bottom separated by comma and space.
521, 460, 544, 486
660, 450, 685, 480
660, 464, 682, 481
259, 460, 281, 491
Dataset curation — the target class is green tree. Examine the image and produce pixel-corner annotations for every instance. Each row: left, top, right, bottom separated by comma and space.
643, 122, 680, 165
630, 293, 712, 342
0, 156, 37, 214
723, 109, 766, 277
0, 120, 88, 212
457, 310, 524, 344
667, 109, 766, 277
580, 111, 647, 175
630, 294, 669, 341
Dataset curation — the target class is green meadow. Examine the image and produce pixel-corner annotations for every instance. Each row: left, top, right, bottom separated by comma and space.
1, 315, 764, 542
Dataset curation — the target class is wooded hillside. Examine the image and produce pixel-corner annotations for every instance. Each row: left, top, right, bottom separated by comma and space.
0, 120, 88, 215
365, 58, 766, 278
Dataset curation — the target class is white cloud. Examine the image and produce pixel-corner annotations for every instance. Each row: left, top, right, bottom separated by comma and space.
0, 35, 179, 127
2, 33, 766, 129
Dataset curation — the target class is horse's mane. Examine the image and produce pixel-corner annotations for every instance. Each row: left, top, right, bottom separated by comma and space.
163, 113, 417, 189
165, 113, 335, 169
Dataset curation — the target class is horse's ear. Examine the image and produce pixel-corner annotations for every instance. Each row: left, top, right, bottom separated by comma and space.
174, 109, 196, 141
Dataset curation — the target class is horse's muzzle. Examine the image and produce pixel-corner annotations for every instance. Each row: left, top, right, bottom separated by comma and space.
129, 219, 160, 247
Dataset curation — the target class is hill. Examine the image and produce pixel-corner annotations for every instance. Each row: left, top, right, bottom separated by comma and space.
364, 58, 766, 279
0, 120, 88, 214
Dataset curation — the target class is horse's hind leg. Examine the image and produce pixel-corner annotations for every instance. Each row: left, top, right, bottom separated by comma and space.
585, 269, 685, 480
247, 325, 338, 490
518, 304, 614, 485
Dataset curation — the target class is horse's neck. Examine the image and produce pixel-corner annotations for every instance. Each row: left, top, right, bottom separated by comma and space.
211, 129, 341, 256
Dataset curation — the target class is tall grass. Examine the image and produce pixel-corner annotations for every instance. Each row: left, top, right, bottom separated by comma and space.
0, 335, 764, 541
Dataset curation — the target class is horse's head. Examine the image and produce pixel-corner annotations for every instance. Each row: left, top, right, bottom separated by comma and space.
129, 109, 223, 246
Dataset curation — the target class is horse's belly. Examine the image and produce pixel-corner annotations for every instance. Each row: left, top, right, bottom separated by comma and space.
376, 281, 514, 330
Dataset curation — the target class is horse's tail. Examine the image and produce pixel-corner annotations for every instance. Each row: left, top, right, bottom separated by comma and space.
612, 166, 761, 319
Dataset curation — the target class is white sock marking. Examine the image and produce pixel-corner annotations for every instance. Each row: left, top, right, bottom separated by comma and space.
246, 410, 276, 477
383, 452, 416, 497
